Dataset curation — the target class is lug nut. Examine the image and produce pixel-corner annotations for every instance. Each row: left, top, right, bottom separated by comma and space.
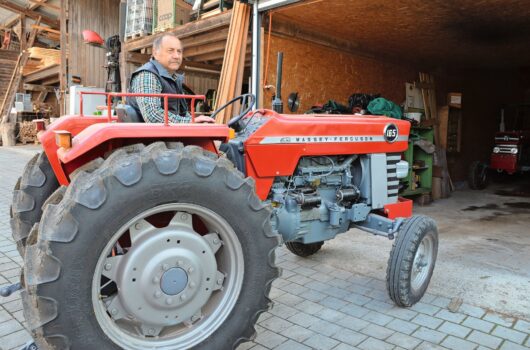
180, 213, 188, 220
188, 267, 194, 273
213, 238, 219, 245
189, 282, 196, 288
111, 309, 118, 315
217, 279, 223, 285
162, 264, 169, 271
104, 263, 112, 271
154, 291, 162, 298
135, 222, 141, 230
153, 276, 160, 283
177, 260, 183, 266
166, 298, 173, 305
180, 294, 187, 301
148, 328, 155, 335
191, 315, 199, 322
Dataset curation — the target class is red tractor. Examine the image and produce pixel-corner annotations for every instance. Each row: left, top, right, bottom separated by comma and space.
469, 105, 530, 189
11, 92, 438, 349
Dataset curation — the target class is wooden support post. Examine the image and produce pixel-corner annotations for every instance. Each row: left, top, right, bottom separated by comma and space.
59, 0, 68, 116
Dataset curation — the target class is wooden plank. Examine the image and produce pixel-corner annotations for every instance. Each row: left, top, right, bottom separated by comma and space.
124, 11, 232, 52
4, 0, 50, 28
0, 0, 59, 28
23, 83, 55, 91
438, 105, 449, 150
184, 40, 227, 58
23, 63, 59, 82
28, 0, 61, 11
32, 24, 60, 34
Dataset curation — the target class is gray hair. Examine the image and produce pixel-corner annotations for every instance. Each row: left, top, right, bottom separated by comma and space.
153, 33, 181, 52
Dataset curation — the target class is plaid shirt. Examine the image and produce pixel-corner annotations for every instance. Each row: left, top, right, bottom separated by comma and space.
129, 63, 190, 123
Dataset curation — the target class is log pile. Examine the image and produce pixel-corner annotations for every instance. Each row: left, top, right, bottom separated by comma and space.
19, 121, 38, 144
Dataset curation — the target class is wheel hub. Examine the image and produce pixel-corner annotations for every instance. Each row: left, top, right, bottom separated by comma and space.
161, 268, 188, 295
106, 213, 221, 327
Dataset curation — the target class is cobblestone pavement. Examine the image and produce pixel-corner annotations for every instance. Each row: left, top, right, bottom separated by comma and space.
0, 146, 528, 350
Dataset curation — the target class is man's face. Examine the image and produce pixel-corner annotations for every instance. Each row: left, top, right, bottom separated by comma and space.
153, 36, 183, 74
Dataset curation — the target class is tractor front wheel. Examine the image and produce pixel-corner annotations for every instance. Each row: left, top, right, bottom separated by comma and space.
22, 143, 280, 350
386, 215, 438, 307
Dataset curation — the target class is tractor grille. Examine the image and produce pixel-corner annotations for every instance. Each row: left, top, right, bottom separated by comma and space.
386, 153, 401, 202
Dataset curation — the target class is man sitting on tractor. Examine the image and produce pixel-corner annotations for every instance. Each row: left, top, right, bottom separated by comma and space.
127, 33, 214, 123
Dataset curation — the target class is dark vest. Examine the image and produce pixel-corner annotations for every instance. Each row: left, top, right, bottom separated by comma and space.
127, 60, 188, 119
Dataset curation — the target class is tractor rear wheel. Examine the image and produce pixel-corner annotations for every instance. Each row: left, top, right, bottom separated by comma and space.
22, 142, 280, 350
285, 241, 324, 257
10, 152, 59, 255
468, 161, 489, 190
386, 215, 438, 307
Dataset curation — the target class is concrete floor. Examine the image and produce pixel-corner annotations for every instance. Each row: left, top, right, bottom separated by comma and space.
310, 176, 530, 320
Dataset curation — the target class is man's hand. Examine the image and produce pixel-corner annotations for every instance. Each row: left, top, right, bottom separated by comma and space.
194, 115, 215, 123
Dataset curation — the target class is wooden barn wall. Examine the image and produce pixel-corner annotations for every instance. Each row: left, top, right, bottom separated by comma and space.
68, 0, 121, 89
262, 34, 417, 112
184, 72, 219, 95
0, 50, 19, 102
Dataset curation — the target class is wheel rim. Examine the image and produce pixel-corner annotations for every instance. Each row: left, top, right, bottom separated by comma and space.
92, 203, 244, 349
410, 233, 434, 292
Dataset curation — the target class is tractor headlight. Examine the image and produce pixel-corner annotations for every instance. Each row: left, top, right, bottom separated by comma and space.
396, 160, 409, 179
510, 148, 518, 154
493, 147, 500, 153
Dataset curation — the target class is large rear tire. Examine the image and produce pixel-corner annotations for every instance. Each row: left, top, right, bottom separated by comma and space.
468, 160, 489, 190
386, 215, 438, 307
22, 142, 280, 350
10, 152, 59, 255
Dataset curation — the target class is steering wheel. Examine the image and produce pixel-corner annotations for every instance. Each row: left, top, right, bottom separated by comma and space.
210, 94, 256, 130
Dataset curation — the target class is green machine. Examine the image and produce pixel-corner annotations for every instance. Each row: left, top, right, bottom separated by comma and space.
401, 126, 434, 197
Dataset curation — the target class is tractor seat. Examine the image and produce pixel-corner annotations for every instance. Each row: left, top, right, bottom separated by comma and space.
116, 104, 144, 123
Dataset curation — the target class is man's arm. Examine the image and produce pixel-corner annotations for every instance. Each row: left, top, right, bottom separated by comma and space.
129, 71, 190, 123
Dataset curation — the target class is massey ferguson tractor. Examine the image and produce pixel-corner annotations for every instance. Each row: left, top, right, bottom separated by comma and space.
10, 92, 438, 350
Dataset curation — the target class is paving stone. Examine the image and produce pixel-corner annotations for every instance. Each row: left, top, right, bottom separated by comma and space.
357, 337, 394, 350
491, 325, 527, 344
275, 292, 305, 307
386, 318, 420, 335
467, 330, 503, 349
280, 324, 316, 343
431, 296, 451, 308
2, 329, 32, 350
303, 333, 340, 350
249, 344, 268, 350
275, 339, 312, 350
458, 303, 487, 319
254, 329, 288, 348
269, 302, 300, 319
318, 309, 346, 323
285, 282, 310, 295
411, 327, 446, 344
340, 303, 370, 318
483, 312, 516, 328
306, 280, 332, 293
288, 274, 313, 286
385, 332, 422, 349
513, 319, 530, 334
361, 310, 393, 326
440, 335, 478, 350
334, 315, 370, 332
327, 278, 352, 289
319, 296, 349, 310
288, 312, 320, 328
343, 292, 371, 306
323, 286, 351, 299
299, 289, 327, 303
462, 316, 495, 333
331, 344, 358, 350
308, 319, 342, 337
360, 324, 394, 340
414, 342, 447, 350
435, 309, 467, 324
260, 315, 293, 333
499, 341, 530, 350
410, 302, 442, 316
2, 299, 23, 313
295, 300, 325, 315
411, 313, 444, 329
384, 306, 418, 321
438, 321, 472, 338
0, 319, 23, 337
331, 328, 367, 346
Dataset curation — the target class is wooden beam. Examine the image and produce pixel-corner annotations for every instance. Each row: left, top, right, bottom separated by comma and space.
23, 63, 59, 82
181, 27, 229, 48
181, 60, 222, 72
28, 0, 60, 11
4, 0, 50, 28
184, 40, 227, 58
124, 11, 231, 52
0, 0, 59, 28
59, 0, 67, 115
32, 24, 60, 34
126, 52, 151, 65
23, 83, 55, 91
